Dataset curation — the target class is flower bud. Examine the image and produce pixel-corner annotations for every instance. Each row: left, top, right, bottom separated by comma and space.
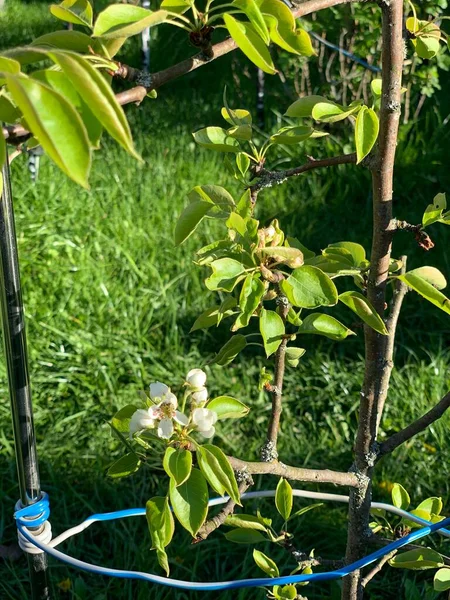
186, 368, 207, 389
192, 387, 208, 404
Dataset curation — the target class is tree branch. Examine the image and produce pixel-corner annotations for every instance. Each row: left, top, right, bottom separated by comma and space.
194, 480, 252, 542
361, 549, 397, 588
250, 153, 357, 195
2, 0, 366, 142
377, 391, 450, 458
261, 294, 290, 462
375, 255, 407, 430
227, 456, 359, 487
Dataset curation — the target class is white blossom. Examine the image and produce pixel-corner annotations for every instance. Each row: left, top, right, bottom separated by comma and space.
192, 387, 208, 404
148, 392, 188, 440
129, 408, 155, 439
186, 368, 207, 390
192, 407, 218, 438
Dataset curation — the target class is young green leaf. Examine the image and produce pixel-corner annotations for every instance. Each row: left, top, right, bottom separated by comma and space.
50, 0, 93, 27
206, 258, 246, 292
107, 452, 141, 478
389, 548, 444, 570
297, 313, 355, 340
270, 125, 314, 145
434, 568, 450, 592
339, 291, 388, 335
416, 497, 443, 516
146, 496, 175, 575
206, 396, 250, 419
111, 404, 139, 434
281, 266, 338, 309
193, 126, 241, 153
196, 444, 241, 504
93, 4, 168, 38
6, 74, 91, 187
391, 483, 410, 510
285, 347, 306, 368
175, 200, 212, 245
223, 14, 276, 74
47, 50, 140, 160
371, 78, 382, 98
224, 528, 267, 544
312, 100, 360, 123
0, 95, 21, 124
211, 335, 247, 365
422, 193, 447, 227
32, 69, 102, 147
406, 267, 446, 291
355, 106, 379, 164
253, 549, 280, 577
260, 308, 285, 357
224, 514, 268, 531
396, 272, 450, 316
232, 0, 270, 45
160, 0, 192, 14
169, 468, 208, 537
275, 478, 293, 520
233, 274, 265, 330
163, 447, 192, 486
190, 303, 237, 332
285, 95, 329, 118
327, 242, 366, 266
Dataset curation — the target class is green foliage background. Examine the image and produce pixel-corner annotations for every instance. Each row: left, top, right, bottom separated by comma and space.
0, 0, 449, 598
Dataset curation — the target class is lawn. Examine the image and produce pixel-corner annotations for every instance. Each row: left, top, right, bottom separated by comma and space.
1, 1, 450, 599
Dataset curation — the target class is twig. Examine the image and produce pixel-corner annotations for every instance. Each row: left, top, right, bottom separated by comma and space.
281, 535, 345, 569
377, 391, 450, 458
361, 549, 397, 588
194, 479, 252, 542
375, 255, 407, 430
227, 456, 359, 487
250, 153, 357, 195
261, 294, 290, 462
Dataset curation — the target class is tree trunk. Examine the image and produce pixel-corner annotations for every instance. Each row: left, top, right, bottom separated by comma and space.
342, 1, 404, 598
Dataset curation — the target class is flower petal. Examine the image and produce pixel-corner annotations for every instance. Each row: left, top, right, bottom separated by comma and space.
174, 410, 189, 426
148, 405, 161, 419
199, 426, 215, 438
192, 407, 208, 426
157, 418, 174, 439
165, 392, 178, 408
149, 381, 170, 399
129, 409, 155, 438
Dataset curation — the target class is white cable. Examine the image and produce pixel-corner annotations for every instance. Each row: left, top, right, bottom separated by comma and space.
47, 489, 450, 550
17, 520, 52, 555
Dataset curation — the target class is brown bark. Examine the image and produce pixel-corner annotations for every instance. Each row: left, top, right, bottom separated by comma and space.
342, 1, 404, 598
228, 456, 359, 487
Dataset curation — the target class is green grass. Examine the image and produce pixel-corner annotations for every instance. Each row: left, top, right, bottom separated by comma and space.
1, 1, 450, 599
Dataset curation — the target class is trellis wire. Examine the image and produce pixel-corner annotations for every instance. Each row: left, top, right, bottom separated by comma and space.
14, 489, 450, 591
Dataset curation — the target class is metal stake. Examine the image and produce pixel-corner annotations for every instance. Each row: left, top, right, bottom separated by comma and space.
0, 159, 50, 599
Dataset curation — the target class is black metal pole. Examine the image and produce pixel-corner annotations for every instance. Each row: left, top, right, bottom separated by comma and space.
0, 159, 50, 599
